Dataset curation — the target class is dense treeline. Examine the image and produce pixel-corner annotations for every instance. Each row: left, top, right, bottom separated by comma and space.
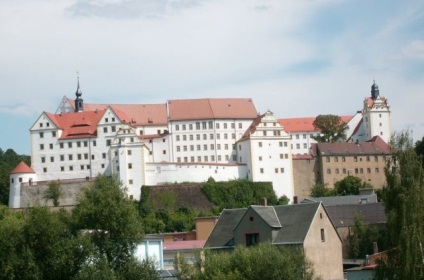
177, 242, 316, 280
0, 175, 158, 280
139, 178, 288, 234
0, 149, 30, 205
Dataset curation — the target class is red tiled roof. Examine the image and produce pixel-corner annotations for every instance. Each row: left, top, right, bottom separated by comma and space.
168, 98, 258, 121
163, 240, 206, 251
68, 98, 168, 126
313, 137, 390, 156
11, 161, 35, 174
46, 110, 105, 140
278, 115, 353, 133
366, 97, 387, 107
292, 154, 313, 160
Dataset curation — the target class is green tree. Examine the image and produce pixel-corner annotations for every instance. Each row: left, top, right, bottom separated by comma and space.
0, 205, 40, 279
312, 114, 348, 143
334, 175, 370, 196
177, 242, 316, 280
348, 214, 388, 259
375, 131, 424, 279
310, 183, 335, 197
43, 180, 62, 206
72, 175, 144, 270
415, 136, 424, 167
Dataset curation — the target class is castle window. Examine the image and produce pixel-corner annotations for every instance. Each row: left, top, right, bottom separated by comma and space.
196, 122, 200, 130
280, 168, 285, 173
40, 144, 44, 150
326, 157, 330, 162
260, 168, 264, 174
77, 141, 81, 147
210, 144, 214, 150
375, 168, 380, 173
231, 123, 235, 129
91, 155, 95, 160
78, 154, 82, 160
106, 140, 111, 146
176, 146, 180, 152
41, 157, 45, 163
327, 169, 331, 174
225, 144, 229, 150
183, 135, 187, 141
68, 154, 73, 161
189, 124, 193, 130
232, 133, 236, 139
224, 123, 228, 129
84, 154, 88, 160
366, 156, 370, 161
190, 145, 194, 151
204, 156, 208, 162
334, 157, 338, 162
275, 168, 278, 173
93, 140, 96, 146
69, 166, 73, 171
217, 144, 221, 150
209, 121, 213, 129
39, 123, 43, 127
177, 157, 181, 163
84, 141, 88, 147
103, 127, 108, 133
49, 143, 53, 149
239, 123, 242, 129
202, 122, 207, 129
39, 132, 44, 138
129, 180, 133, 185
321, 229, 325, 242
111, 126, 116, 132
43, 168, 47, 173
210, 134, 214, 140
303, 134, 306, 139
342, 156, 346, 162
259, 142, 262, 147
203, 144, 207, 151
335, 168, 339, 174
128, 163, 132, 169
176, 135, 180, 141
105, 118, 108, 123
175, 125, 179, 131
182, 124, 186, 131
189, 135, 193, 141
216, 123, 220, 129
103, 153, 107, 159
354, 156, 358, 162
61, 166, 64, 171
60, 155, 64, 161
50, 156, 54, 162
127, 150, 131, 155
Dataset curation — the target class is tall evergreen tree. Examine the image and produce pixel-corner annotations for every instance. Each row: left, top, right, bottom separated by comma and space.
375, 131, 424, 279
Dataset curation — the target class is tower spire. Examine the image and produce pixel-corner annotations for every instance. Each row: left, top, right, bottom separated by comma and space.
74, 72, 84, 112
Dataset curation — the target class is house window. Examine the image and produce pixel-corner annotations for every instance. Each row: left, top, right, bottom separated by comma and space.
321, 229, 325, 242
246, 233, 259, 246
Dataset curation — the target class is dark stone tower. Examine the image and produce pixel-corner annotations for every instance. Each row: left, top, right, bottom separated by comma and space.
74, 76, 84, 112
371, 80, 380, 100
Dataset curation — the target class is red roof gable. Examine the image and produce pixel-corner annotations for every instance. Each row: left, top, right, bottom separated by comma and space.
168, 98, 258, 121
278, 115, 354, 133
11, 161, 35, 174
46, 110, 105, 140
68, 98, 168, 126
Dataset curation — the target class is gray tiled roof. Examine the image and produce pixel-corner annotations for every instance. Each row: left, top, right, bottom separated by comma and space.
205, 202, 321, 248
325, 203, 386, 228
273, 203, 320, 244
205, 208, 245, 248
250, 206, 282, 228
303, 194, 378, 206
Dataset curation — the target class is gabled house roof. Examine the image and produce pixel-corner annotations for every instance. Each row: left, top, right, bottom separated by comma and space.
311, 136, 390, 157
325, 203, 386, 228
302, 193, 378, 206
205, 202, 324, 248
167, 98, 258, 121
11, 161, 35, 174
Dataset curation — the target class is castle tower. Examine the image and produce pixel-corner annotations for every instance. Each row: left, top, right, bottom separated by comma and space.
362, 81, 392, 143
74, 76, 84, 112
9, 161, 37, 208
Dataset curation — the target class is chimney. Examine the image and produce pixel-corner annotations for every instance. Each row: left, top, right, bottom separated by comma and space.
260, 197, 267, 206
373, 242, 379, 254
293, 196, 298, 204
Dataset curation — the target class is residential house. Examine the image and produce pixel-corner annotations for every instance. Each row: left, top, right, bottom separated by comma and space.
205, 202, 344, 280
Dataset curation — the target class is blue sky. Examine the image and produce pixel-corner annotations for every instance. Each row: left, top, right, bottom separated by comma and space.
1, 0, 423, 155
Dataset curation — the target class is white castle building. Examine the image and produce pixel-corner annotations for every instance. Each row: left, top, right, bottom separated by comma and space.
9, 80, 391, 208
